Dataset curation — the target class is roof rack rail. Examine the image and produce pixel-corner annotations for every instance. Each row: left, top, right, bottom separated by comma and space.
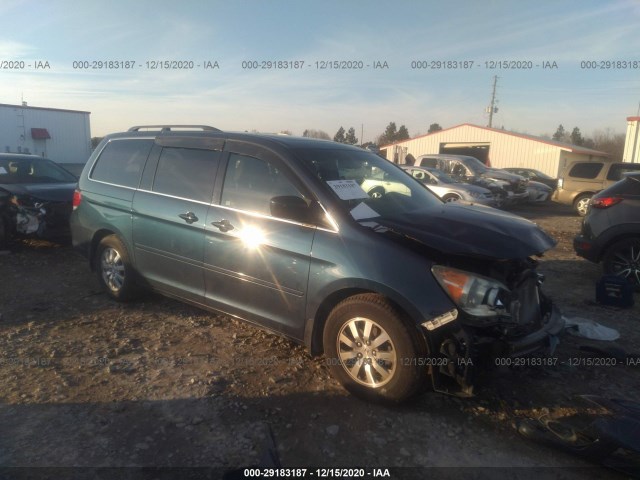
127, 125, 221, 132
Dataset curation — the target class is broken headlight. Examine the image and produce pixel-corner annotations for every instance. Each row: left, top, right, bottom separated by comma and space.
432, 265, 509, 318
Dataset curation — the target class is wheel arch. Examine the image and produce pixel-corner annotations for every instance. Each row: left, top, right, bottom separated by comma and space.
596, 224, 640, 263
89, 228, 125, 270
597, 231, 640, 263
572, 191, 595, 205
304, 282, 427, 357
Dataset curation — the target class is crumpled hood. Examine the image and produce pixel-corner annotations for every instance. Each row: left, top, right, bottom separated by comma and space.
373, 202, 556, 259
0, 182, 76, 202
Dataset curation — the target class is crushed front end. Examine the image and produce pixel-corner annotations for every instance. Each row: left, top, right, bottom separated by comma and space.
2, 193, 72, 241
423, 257, 564, 397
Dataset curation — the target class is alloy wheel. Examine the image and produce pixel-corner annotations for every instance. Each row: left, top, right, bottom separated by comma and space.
337, 317, 397, 388
610, 243, 640, 286
100, 247, 125, 292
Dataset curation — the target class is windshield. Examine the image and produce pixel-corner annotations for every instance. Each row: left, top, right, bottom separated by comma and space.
296, 148, 442, 221
531, 169, 554, 180
426, 168, 457, 184
459, 156, 488, 174
0, 157, 77, 184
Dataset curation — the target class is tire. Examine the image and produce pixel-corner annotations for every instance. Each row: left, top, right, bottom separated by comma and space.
574, 194, 592, 217
442, 193, 461, 203
95, 235, 138, 301
368, 186, 385, 199
0, 216, 7, 249
323, 293, 426, 404
602, 237, 640, 290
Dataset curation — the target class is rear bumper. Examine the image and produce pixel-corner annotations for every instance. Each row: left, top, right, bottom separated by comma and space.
573, 234, 598, 262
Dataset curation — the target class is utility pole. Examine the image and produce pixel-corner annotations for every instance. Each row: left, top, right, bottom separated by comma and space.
486, 75, 499, 128
361, 124, 364, 146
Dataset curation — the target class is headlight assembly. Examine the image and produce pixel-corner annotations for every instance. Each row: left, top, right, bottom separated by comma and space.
432, 265, 510, 318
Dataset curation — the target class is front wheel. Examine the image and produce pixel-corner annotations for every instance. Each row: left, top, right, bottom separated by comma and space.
442, 193, 461, 203
368, 186, 385, 199
323, 294, 426, 403
602, 237, 640, 290
95, 235, 139, 301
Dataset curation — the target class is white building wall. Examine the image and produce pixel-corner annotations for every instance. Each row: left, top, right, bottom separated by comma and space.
0, 104, 91, 164
383, 124, 610, 177
623, 117, 640, 163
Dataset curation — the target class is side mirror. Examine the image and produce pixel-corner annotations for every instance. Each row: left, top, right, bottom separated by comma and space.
270, 196, 310, 223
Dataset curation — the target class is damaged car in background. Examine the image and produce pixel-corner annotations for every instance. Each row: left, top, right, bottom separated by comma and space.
415, 154, 529, 208
0, 154, 76, 246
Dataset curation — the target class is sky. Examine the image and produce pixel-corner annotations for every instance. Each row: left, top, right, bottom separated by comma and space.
1, 0, 639, 142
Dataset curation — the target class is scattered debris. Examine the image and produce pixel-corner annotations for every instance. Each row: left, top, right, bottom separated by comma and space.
563, 316, 620, 341
517, 395, 640, 477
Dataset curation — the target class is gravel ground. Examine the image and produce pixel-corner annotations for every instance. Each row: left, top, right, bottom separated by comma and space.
0, 201, 637, 479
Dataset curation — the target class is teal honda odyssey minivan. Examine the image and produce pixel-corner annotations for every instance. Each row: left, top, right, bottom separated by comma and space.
71, 125, 564, 403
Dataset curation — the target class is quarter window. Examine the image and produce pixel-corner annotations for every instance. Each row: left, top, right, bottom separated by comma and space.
568, 162, 603, 179
152, 147, 219, 202
91, 139, 153, 188
607, 164, 640, 181
221, 154, 305, 216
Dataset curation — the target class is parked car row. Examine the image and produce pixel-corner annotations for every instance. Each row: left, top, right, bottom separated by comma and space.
401, 154, 552, 208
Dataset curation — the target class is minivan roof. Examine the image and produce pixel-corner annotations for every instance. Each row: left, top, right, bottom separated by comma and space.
106, 128, 366, 152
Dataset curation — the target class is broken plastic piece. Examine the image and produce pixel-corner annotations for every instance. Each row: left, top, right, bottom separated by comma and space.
563, 316, 620, 341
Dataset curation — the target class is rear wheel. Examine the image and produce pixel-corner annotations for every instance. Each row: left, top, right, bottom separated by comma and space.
95, 235, 139, 301
602, 237, 640, 290
574, 194, 592, 216
323, 294, 426, 404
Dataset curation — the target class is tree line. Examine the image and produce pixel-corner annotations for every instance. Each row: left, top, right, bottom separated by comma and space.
550, 124, 625, 160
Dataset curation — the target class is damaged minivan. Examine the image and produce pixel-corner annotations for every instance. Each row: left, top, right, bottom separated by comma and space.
71, 126, 564, 403
0, 154, 77, 246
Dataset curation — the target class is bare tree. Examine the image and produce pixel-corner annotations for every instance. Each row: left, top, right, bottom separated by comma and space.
302, 129, 331, 140
590, 128, 626, 161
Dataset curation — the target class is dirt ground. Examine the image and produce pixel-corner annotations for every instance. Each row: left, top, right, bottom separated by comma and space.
0, 201, 638, 479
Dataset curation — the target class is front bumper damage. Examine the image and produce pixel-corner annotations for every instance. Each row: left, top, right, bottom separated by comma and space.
1, 195, 71, 243
422, 271, 565, 397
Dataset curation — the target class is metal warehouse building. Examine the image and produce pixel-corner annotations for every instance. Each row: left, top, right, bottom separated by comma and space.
382, 123, 611, 177
623, 116, 640, 164
0, 102, 91, 165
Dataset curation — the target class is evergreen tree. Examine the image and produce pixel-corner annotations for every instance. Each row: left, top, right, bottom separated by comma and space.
345, 127, 358, 145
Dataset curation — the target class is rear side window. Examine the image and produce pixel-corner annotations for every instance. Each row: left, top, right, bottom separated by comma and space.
607, 164, 640, 181
418, 157, 438, 168
152, 147, 220, 203
91, 139, 153, 188
567, 162, 603, 179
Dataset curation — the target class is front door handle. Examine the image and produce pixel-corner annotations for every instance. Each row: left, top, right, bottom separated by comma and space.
211, 219, 235, 232
178, 212, 199, 224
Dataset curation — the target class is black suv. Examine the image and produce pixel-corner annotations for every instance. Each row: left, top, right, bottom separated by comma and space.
574, 172, 640, 288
